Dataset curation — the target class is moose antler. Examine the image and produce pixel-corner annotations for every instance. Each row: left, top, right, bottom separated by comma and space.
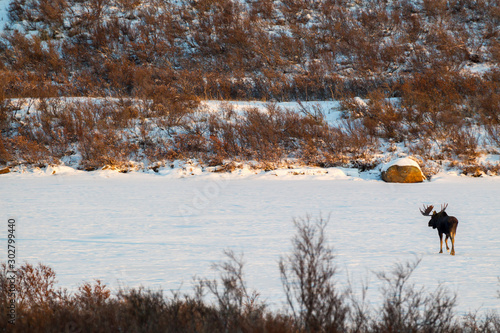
420, 204, 434, 216
440, 203, 448, 213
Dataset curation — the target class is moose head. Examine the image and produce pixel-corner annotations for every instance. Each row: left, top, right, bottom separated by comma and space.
420, 204, 449, 229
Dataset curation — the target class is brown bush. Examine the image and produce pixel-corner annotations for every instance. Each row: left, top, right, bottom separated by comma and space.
203, 250, 266, 332
461, 165, 484, 177
172, 132, 208, 158
279, 215, 348, 332
374, 259, 458, 332
2, 32, 65, 79
7, 135, 54, 166
485, 123, 500, 147
79, 130, 138, 171
474, 71, 500, 124
249, 0, 276, 21
0, 134, 10, 164
351, 89, 405, 141
337, 117, 379, 158
446, 128, 480, 162
399, 68, 465, 140
207, 119, 241, 163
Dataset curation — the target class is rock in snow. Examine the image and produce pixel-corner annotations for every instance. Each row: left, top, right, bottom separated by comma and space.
381, 157, 425, 183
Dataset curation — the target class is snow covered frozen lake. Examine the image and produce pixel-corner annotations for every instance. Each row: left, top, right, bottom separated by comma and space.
1, 167, 499, 315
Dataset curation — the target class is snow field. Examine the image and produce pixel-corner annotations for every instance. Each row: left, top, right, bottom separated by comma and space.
1, 168, 499, 316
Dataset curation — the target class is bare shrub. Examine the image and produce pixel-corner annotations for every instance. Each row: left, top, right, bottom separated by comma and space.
116, 0, 142, 13
461, 165, 484, 177
74, 279, 111, 310
172, 132, 208, 158
0, 135, 10, 164
0, 82, 13, 164
206, 103, 354, 167
202, 249, 266, 332
351, 89, 405, 141
42, 100, 140, 170
475, 71, 500, 125
237, 106, 286, 161
7, 135, 54, 166
0, 241, 497, 332
116, 287, 168, 332
445, 128, 480, 162
490, 39, 500, 64
463, 310, 500, 333
2, 32, 66, 80
374, 259, 458, 333
423, 0, 447, 19
15, 262, 60, 307
485, 123, 500, 147
34, 0, 69, 33
399, 69, 465, 140
249, 0, 276, 20
7, 0, 25, 23
145, 82, 200, 133
338, 118, 379, 158
0, 93, 12, 132
207, 115, 233, 163
4, 262, 67, 330
279, 214, 348, 333
79, 130, 137, 171
0, 0, 498, 172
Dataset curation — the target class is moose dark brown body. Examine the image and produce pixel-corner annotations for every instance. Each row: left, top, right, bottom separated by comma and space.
420, 204, 459, 255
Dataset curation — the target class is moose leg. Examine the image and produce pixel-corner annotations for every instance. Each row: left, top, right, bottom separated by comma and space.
439, 232, 443, 253
445, 235, 450, 251
450, 233, 455, 256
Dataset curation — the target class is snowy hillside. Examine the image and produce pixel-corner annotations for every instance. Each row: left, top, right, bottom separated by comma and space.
2, 98, 499, 178
0, 0, 499, 176
0, 0, 498, 101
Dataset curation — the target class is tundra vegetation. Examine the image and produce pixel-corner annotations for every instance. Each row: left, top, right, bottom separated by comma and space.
1, 215, 499, 332
0, 0, 499, 175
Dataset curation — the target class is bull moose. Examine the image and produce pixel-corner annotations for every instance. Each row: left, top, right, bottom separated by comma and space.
420, 204, 459, 255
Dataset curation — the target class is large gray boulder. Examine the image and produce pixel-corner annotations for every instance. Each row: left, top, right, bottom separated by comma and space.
381, 158, 425, 183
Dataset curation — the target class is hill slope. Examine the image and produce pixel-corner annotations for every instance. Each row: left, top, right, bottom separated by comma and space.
0, 1, 498, 174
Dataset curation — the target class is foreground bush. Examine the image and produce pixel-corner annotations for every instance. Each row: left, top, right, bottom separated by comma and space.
1, 215, 499, 332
